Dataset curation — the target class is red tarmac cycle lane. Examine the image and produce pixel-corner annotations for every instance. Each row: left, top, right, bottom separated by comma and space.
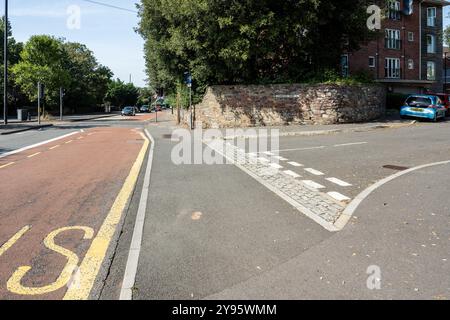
0, 127, 145, 299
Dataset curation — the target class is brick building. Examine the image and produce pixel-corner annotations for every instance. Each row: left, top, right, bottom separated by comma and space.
344, 0, 449, 94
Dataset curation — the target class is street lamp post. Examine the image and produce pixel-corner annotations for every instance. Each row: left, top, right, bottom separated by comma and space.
3, 0, 8, 125
445, 52, 448, 93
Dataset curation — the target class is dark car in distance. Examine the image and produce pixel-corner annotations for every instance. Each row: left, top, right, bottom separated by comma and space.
121, 106, 136, 116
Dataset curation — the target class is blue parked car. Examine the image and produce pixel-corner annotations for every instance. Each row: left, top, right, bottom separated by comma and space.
400, 94, 447, 122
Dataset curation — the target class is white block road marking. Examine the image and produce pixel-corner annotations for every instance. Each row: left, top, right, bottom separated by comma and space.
270, 163, 283, 169
326, 177, 352, 187
304, 168, 325, 176
302, 180, 325, 190
284, 170, 301, 178
273, 156, 288, 161
264, 152, 275, 156
258, 158, 270, 163
288, 162, 303, 167
327, 192, 351, 202
334, 142, 368, 147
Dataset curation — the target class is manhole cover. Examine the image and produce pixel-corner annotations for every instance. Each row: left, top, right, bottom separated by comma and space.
383, 165, 410, 171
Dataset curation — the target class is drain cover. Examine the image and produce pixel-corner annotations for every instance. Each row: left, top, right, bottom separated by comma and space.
383, 165, 410, 171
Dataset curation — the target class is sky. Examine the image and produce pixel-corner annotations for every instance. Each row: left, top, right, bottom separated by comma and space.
5, 0, 147, 87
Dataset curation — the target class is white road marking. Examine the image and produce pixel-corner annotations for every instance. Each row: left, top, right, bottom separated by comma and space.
304, 168, 325, 176
302, 180, 325, 190
288, 162, 303, 167
0, 131, 79, 159
264, 152, 275, 156
327, 192, 351, 202
326, 177, 353, 187
334, 142, 368, 147
120, 129, 155, 300
334, 160, 450, 231
0, 162, 15, 169
258, 158, 270, 163
274, 146, 326, 153
273, 156, 288, 161
49, 145, 60, 150
284, 170, 301, 178
27, 152, 41, 158
65, 140, 73, 144
270, 163, 283, 169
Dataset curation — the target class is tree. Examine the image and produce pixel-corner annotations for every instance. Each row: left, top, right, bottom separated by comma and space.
444, 25, 450, 48
0, 16, 28, 113
136, 0, 372, 93
137, 86, 155, 106
12, 35, 70, 110
62, 42, 112, 113
104, 79, 139, 108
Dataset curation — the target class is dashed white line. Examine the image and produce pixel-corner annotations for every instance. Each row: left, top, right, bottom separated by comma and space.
304, 168, 325, 176
273, 156, 288, 161
49, 145, 60, 150
0, 162, 15, 169
270, 163, 283, 169
65, 140, 73, 144
327, 192, 351, 202
284, 170, 301, 178
334, 142, 368, 147
326, 177, 353, 187
302, 180, 325, 190
27, 152, 41, 158
288, 162, 303, 167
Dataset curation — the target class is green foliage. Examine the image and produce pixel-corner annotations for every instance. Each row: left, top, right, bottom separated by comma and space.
444, 25, 450, 48
104, 79, 139, 107
9, 33, 113, 113
308, 69, 375, 85
12, 35, 71, 109
137, 86, 155, 106
62, 42, 113, 113
137, 0, 373, 97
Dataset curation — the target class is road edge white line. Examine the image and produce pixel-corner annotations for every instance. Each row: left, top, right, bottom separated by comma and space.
334, 160, 450, 230
0, 131, 79, 159
119, 129, 155, 300
208, 142, 338, 232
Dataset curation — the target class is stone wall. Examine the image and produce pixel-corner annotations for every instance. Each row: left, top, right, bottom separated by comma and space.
184, 84, 386, 128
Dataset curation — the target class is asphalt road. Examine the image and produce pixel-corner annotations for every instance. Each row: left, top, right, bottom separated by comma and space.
101, 117, 450, 300
1, 111, 448, 300
0, 126, 146, 300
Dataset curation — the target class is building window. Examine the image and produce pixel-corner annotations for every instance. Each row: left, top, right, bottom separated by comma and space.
427, 35, 436, 53
385, 29, 401, 50
408, 59, 414, 70
408, 32, 414, 42
385, 58, 401, 78
341, 55, 349, 78
427, 7, 437, 27
387, 0, 401, 20
427, 61, 436, 80
369, 56, 376, 68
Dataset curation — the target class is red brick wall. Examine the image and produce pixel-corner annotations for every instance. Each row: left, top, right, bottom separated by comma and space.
349, 1, 421, 81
